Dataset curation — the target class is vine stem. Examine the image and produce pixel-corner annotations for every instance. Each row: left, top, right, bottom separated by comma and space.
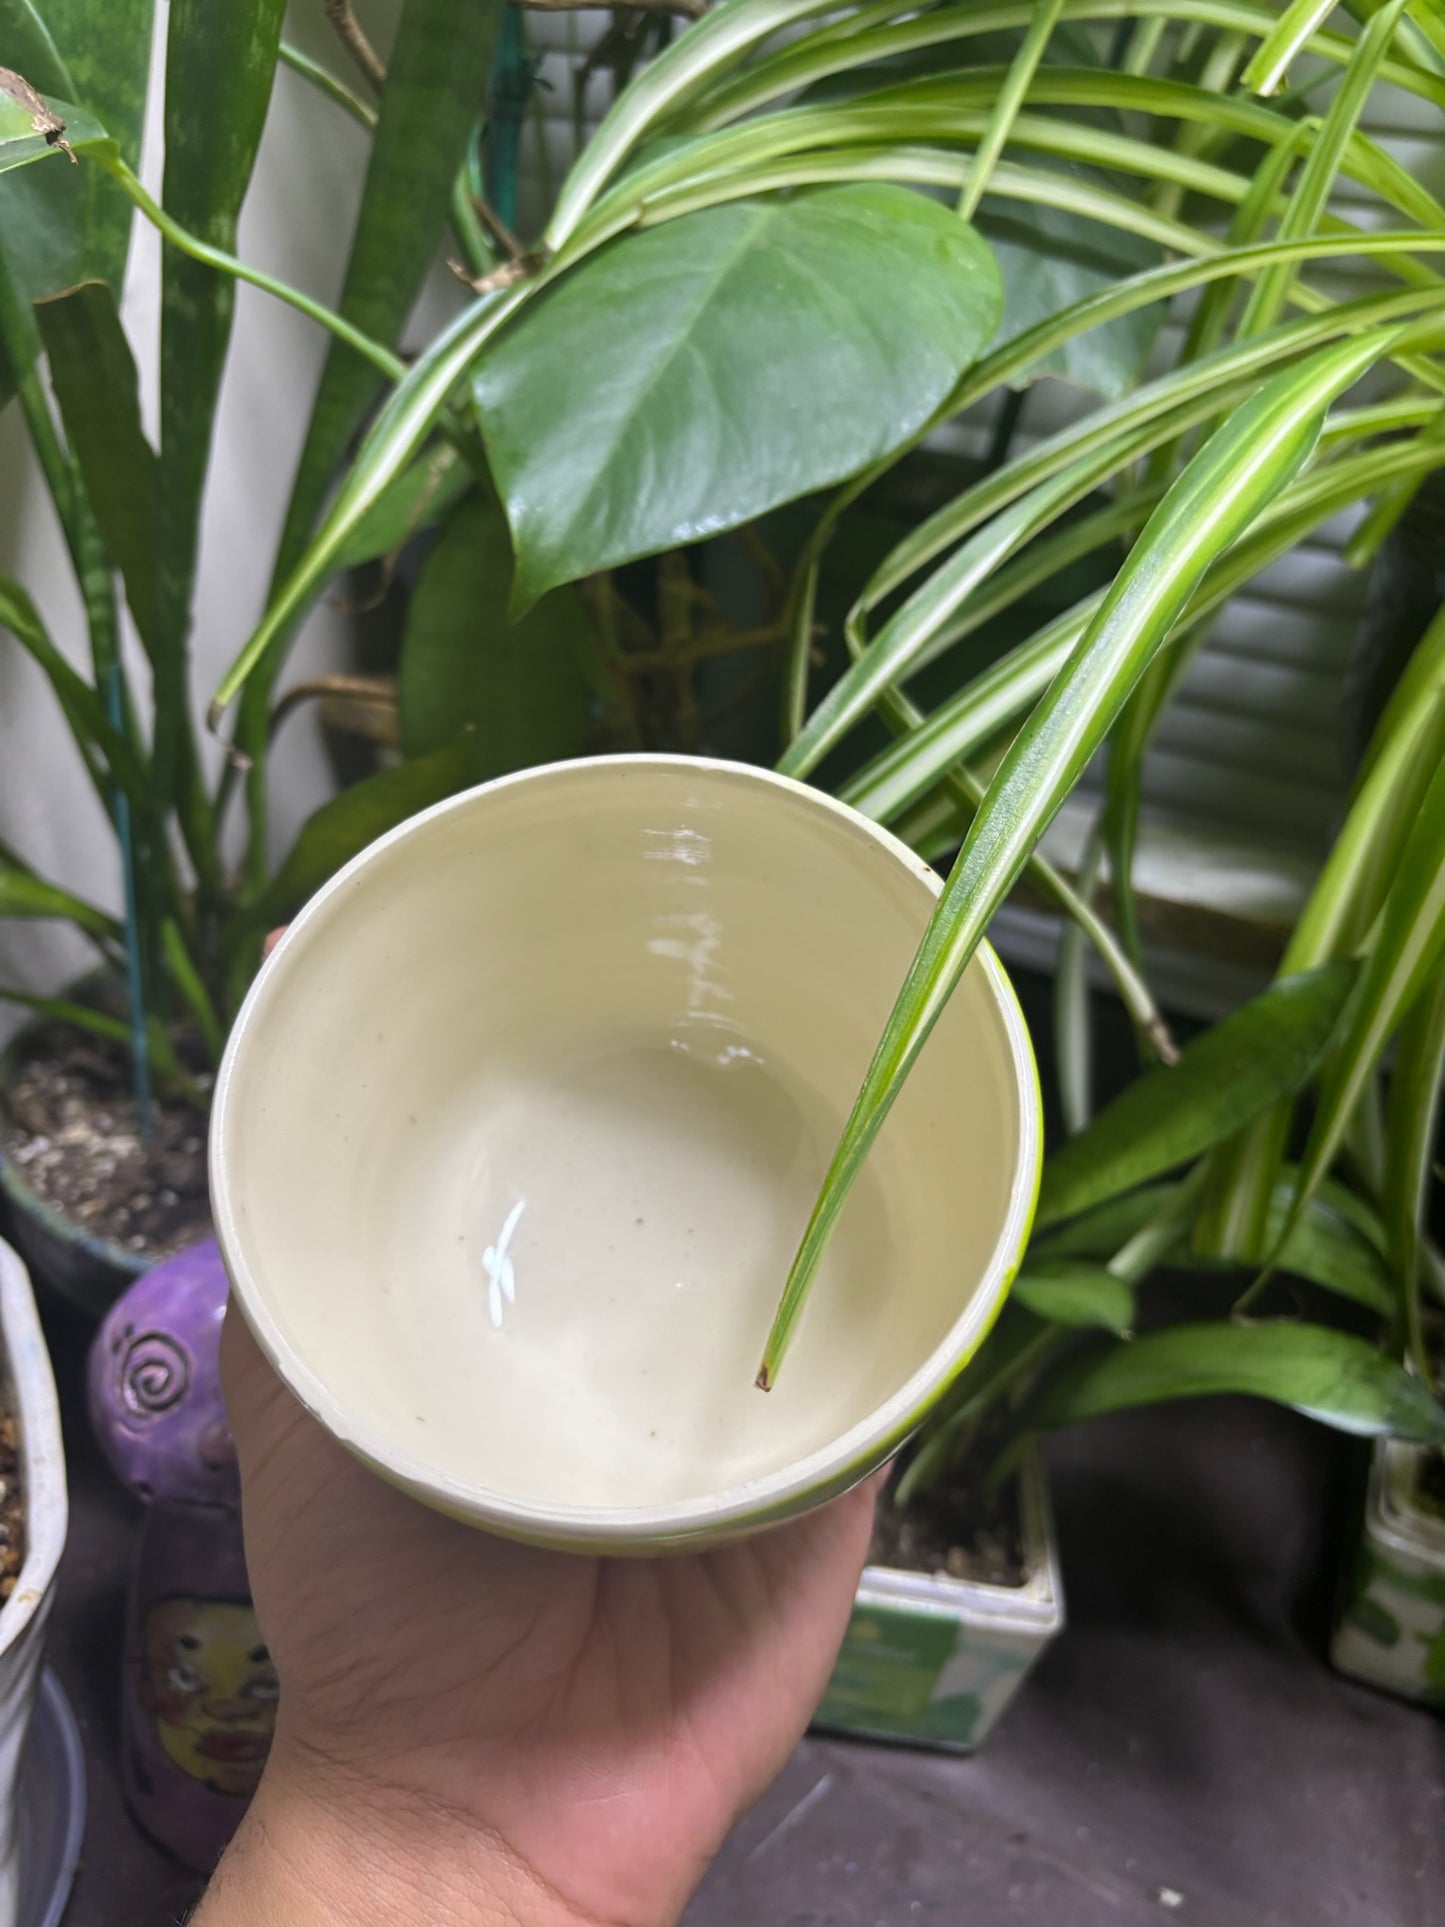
98, 155, 406, 381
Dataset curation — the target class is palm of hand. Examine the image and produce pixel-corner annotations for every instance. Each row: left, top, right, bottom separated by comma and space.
222, 1310, 876, 1927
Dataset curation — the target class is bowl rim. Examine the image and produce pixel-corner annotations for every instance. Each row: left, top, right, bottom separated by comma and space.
210, 753, 1042, 1548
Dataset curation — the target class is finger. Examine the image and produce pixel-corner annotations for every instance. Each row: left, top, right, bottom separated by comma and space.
262, 926, 287, 959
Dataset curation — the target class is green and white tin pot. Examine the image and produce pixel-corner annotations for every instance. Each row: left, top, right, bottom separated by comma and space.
814, 1446, 1062, 1751
212, 755, 1041, 1554
1331, 1438, 1445, 1708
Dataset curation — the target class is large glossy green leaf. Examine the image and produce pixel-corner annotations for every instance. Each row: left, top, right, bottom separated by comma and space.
34, 279, 157, 638
0, 0, 150, 397
1013, 1263, 1134, 1332
0, 87, 99, 168
154, 0, 285, 788
980, 188, 1164, 400
1037, 963, 1359, 1230
1284, 753, 1445, 1255
271, 0, 502, 591
398, 498, 593, 783
757, 334, 1389, 1388
1024, 1322, 1445, 1444
247, 730, 476, 930
475, 186, 1003, 611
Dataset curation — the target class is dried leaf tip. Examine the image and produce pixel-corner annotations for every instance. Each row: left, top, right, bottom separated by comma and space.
0, 67, 74, 160
754, 1362, 773, 1393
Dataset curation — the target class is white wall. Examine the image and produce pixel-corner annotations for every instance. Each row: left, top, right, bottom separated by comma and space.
0, 0, 425, 1034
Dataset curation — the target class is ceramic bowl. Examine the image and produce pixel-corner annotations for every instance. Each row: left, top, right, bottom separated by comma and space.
211, 756, 1040, 1551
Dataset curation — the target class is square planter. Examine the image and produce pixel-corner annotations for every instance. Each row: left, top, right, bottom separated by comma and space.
0, 1237, 69, 1925
1331, 1438, 1445, 1707
813, 1448, 1064, 1752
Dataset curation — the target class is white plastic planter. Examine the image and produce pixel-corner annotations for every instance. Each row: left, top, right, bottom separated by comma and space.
814, 1447, 1064, 1751
0, 1237, 67, 1926
1332, 1439, 1445, 1708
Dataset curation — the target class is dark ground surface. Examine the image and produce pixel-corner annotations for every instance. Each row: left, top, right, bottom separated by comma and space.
20, 970, 1445, 1924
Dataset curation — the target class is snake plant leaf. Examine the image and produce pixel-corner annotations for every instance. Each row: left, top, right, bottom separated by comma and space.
1022, 1322, 1445, 1445
1013, 1263, 1134, 1332
247, 728, 476, 930
1037, 963, 1359, 1232
35, 279, 157, 638
475, 186, 1003, 612
757, 334, 1388, 1389
398, 498, 593, 784
272, 0, 503, 589
1265, 1187, 1395, 1316
1283, 752, 1445, 1256
153, 0, 285, 783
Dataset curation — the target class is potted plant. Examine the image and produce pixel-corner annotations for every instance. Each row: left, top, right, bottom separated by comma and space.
0, 1234, 69, 1919
819, 948, 1445, 1746
0, 7, 513, 1310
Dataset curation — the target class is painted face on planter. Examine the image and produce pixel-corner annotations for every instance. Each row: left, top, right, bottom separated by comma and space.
141, 1595, 278, 1796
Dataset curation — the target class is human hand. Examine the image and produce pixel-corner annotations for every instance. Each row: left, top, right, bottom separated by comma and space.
200, 1312, 877, 1927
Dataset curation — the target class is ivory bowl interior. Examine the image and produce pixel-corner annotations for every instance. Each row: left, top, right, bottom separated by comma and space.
211, 756, 1039, 1549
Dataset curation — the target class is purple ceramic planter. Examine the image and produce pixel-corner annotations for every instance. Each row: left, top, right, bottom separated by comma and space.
89, 1240, 239, 1511
89, 1240, 274, 1873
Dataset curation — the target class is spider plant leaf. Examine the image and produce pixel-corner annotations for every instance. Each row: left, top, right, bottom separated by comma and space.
757, 334, 1390, 1389
1013, 1263, 1134, 1332
1383, 967, 1445, 1376
1282, 754, 1445, 1258
1022, 1322, 1445, 1443
1037, 962, 1359, 1231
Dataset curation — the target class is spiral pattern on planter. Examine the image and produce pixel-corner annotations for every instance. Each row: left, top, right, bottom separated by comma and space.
121, 1331, 191, 1418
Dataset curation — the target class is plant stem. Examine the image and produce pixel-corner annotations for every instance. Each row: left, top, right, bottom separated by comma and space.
323, 0, 387, 93
278, 38, 378, 128
98, 156, 406, 382
895, 1324, 1058, 1508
